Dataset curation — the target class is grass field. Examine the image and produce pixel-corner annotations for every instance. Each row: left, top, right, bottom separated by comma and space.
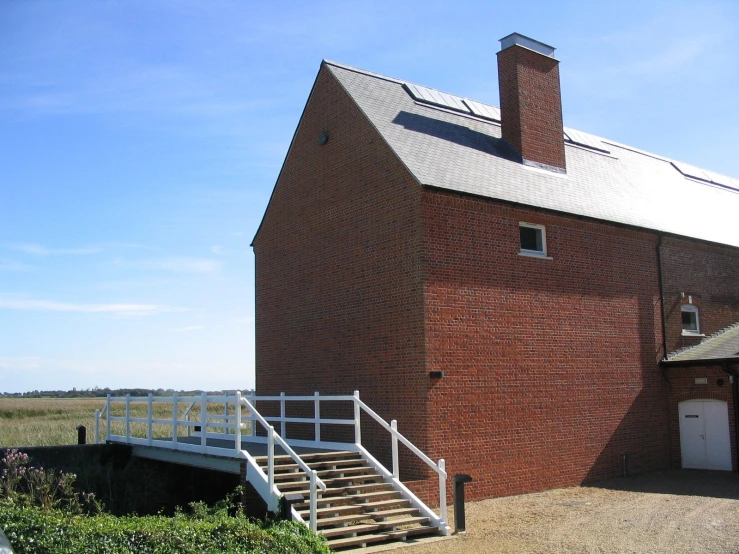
0, 396, 250, 448
0, 397, 103, 447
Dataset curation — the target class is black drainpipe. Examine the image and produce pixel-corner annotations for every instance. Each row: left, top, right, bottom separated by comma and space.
725, 361, 739, 472
656, 235, 669, 380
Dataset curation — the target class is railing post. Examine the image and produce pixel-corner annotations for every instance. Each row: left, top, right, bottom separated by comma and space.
125, 393, 131, 443
279, 391, 286, 438
223, 400, 228, 434
268, 426, 275, 495
391, 419, 399, 479
310, 469, 318, 533
105, 394, 111, 441
235, 391, 242, 454
147, 393, 153, 446
94, 409, 100, 444
439, 459, 447, 525
314, 391, 320, 443
353, 390, 361, 445
172, 391, 179, 448
200, 391, 207, 453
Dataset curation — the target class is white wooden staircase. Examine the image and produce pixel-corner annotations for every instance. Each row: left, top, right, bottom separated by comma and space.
254, 450, 441, 550
96, 390, 450, 550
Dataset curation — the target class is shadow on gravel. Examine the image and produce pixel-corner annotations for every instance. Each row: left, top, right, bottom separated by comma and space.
585, 468, 739, 500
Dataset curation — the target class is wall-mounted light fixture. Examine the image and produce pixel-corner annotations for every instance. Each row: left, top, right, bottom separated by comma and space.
429, 371, 444, 379
318, 133, 329, 145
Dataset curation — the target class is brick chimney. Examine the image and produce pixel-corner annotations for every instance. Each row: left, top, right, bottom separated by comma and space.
497, 33, 566, 173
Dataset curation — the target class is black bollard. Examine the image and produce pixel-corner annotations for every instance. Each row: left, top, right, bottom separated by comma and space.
76, 425, 87, 445
281, 493, 305, 520
454, 474, 473, 533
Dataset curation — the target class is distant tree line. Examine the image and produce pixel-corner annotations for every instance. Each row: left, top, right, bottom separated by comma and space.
0, 387, 254, 398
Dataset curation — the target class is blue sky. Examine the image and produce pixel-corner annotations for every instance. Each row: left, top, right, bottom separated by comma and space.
1, 1, 738, 393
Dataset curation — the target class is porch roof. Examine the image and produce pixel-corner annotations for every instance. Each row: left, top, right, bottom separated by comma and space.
662, 322, 739, 366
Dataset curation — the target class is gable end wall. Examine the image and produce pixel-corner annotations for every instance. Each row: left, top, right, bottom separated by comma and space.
253, 66, 429, 477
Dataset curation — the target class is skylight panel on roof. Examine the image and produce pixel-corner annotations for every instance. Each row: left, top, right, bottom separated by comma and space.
563, 128, 610, 154
462, 99, 501, 122
671, 161, 711, 182
404, 83, 470, 114
671, 161, 739, 191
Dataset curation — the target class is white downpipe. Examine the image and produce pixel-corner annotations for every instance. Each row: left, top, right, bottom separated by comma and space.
172, 391, 179, 447
234, 391, 242, 455
391, 419, 399, 479
200, 392, 207, 453
314, 391, 320, 442
353, 390, 361, 445
439, 459, 447, 525
147, 393, 153, 447
105, 395, 111, 441
310, 469, 318, 532
267, 425, 275, 496
94, 409, 100, 444
280, 392, 286, 438
125, 393, 131, 444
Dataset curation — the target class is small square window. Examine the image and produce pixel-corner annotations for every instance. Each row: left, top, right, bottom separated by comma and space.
519, 223, 546, 257
681, 305, 700, 335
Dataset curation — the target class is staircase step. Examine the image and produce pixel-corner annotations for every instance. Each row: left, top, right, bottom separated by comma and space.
286, 482, 394, 498
316, 466, 377, 478
314, 507, 424, 528
326, 525, 439, 550
359, 498, 413, 511
276, 474, 384, 491
253, 451, 360, 465
295, 489, 402, 510
298, 504, 365, 518
319, 516, 430, 537
261, 458, 368, 473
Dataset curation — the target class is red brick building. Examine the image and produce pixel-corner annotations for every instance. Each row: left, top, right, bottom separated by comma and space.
252, 33, 739, 502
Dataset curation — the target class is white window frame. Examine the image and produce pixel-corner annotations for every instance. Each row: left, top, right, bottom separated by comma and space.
681, 304, 701, 336
518, 222, 548, 258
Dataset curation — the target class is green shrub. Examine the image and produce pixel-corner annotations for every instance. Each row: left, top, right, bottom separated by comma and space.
0, 502, 331, 554
1, 451, 330, 554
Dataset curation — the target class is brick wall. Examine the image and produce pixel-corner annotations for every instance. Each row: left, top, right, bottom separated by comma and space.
660, 236, 739, 354
421, 189, 671, 499
252, 64, 430, 478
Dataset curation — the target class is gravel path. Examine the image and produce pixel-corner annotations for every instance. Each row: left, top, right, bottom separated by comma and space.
389, 469, 739, 554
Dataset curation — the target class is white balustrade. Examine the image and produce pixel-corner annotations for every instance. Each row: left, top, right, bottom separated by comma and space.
94, 389, 448, 534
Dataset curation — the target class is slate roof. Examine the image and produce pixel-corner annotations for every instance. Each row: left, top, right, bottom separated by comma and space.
664, 323, 739, 364
326, 61, 739, 249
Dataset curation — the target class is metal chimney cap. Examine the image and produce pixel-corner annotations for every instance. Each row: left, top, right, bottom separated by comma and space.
499, 33, 556, 57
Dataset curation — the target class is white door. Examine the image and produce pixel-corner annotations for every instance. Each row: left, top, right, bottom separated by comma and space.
679, 400, 732, 471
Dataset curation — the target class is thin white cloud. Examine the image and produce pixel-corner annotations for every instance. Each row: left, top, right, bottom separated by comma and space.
210, 245, 225, 255
0, 258, 34, 271
127, 257, 222, 274
0, 298, 177, 317
9, 243, 100, 256
172, 325, 205, 332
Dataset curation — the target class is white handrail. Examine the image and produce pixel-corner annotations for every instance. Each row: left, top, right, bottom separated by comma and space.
353, 396, 446, 477
353, 393, 448, 525
240, 396, 328, 492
